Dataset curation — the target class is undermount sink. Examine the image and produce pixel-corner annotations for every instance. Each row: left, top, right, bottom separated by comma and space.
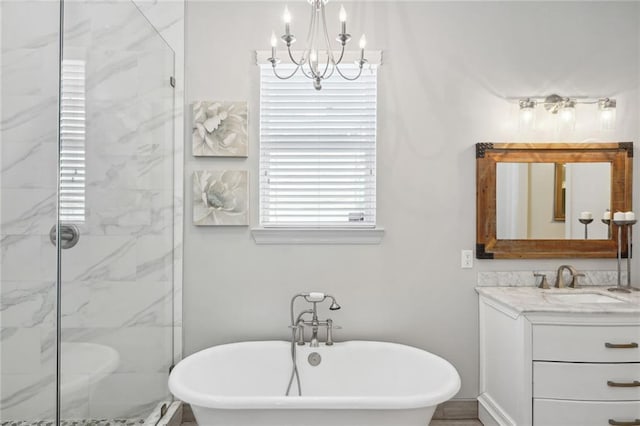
545, 292, 624, 304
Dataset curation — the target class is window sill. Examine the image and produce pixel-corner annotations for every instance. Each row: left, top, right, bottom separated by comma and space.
251, 227, 385, 245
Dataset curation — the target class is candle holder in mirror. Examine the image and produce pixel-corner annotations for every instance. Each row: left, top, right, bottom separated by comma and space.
601, 218, 612, 239
578, 218, 593, 240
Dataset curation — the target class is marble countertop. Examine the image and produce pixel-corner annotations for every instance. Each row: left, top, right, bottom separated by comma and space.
476, 286, 640, 315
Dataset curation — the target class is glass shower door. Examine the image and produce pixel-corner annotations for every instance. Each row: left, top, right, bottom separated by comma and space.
59, 0, 175, 421
1, 0, 174, 421
1, 0, 61, 422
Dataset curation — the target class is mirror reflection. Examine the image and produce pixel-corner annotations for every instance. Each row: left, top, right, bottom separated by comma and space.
496, 162, 611, 240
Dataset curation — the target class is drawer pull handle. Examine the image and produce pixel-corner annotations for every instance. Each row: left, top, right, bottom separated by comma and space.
607, 380, 640, 387
608, 420, 640, 426
605, 342, 639, 349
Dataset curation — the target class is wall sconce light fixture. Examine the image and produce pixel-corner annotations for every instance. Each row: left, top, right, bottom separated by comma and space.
517, 94, 616, 132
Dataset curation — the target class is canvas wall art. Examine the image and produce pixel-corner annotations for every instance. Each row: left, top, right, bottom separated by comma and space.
192, 101, 248, 157
193, 170, 248, 226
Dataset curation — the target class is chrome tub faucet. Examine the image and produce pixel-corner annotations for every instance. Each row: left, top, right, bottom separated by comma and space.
289, 292, 341, 347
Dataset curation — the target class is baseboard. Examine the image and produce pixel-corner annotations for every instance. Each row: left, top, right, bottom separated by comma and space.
477, 393, 516, 426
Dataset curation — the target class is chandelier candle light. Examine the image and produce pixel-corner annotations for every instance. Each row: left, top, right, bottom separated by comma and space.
268, 1, 368, 90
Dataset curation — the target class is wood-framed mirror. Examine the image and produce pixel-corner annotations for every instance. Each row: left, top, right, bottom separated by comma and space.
476, 142, 633, 259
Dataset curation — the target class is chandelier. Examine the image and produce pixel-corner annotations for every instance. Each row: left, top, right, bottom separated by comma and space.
268, 0, 367, 90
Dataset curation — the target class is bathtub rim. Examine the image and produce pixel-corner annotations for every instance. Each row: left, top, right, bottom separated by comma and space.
169, 340, 461, 410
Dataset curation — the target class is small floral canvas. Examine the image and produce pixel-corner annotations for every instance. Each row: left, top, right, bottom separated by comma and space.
192, 101, 248, 157
193, 170, 248, 226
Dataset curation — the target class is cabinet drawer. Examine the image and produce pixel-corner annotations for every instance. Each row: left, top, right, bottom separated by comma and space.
534, 362, 640, 400
534, 399, 640, 426
533, 324, 640, 362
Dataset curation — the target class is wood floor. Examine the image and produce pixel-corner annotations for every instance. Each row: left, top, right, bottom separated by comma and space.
183, 421, 482, 426
183, 421, 483, 425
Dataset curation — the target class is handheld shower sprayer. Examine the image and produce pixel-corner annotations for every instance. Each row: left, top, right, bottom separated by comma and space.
300, 292, 341, 308
304, 292, 326, 302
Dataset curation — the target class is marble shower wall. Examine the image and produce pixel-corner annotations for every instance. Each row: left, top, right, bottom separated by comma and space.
1, 0, 184, 420
131, 0, 186, 383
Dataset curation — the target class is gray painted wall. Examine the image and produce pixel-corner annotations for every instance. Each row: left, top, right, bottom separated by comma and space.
184, 1, 640, 399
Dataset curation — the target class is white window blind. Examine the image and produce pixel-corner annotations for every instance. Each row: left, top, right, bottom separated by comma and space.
59, 59, 86, 223
259, 64, 377, 227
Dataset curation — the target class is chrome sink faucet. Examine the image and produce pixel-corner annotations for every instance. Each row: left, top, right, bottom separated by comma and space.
555, 265, 585, 288
290, 292, 341, 347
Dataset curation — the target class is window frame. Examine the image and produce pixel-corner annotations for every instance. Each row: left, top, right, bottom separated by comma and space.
253, 60, 384, 244
258, 64, 378, 227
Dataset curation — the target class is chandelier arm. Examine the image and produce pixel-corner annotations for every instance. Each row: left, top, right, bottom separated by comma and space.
286, 44, 303, 67
334, 63, 365, 81
313, 2, 337, 80
323, 61, 336, 79
318, 52, 332, 80
272, 64, 303, 80
303, 2, 317, 51
305, 6, 320, 78
299, 2, 317, 69
320, 3, 337, 64
299, 62, 315, 79
334, 43, 346, 66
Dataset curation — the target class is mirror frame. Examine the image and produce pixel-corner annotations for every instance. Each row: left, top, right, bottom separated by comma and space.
476, 142, 633, 259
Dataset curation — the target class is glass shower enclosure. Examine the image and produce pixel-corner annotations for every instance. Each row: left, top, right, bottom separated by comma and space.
1, 0, 176, 422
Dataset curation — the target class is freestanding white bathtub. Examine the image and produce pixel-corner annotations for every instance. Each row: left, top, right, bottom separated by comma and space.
169, 340, 461, 426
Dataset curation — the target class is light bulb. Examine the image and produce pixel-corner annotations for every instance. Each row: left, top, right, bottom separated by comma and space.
283, 6, 291, 24
270, 32, 278, 48
339, 5, 347, 22
599, 98, 616, 131
559, 109, 573, 122
557, 100, 576, 132
518, 98, 536, 132
359, 34, 367, 49
310, 50, 317, 63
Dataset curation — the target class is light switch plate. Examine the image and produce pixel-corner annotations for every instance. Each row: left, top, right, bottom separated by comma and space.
461, 249, 473, 268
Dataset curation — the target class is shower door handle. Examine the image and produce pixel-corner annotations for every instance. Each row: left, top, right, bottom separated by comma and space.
49, 224, 80, 249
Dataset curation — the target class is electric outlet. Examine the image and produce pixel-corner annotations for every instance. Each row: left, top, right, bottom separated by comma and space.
461, 249, 473, 269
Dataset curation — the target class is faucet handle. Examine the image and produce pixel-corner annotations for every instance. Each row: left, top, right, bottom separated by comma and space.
570, 273, 585, 288
325, 319, 342, 346
534, 273, 550, 289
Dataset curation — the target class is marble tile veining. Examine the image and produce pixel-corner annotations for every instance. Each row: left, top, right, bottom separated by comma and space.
476, 286, 640, 315
1, 0, 184, 421
1, 140, 58, 189
477, 270, 626, 287
0, 281, 55, 327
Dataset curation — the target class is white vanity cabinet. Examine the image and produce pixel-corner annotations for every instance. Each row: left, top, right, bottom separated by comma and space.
477, 289, 640, 426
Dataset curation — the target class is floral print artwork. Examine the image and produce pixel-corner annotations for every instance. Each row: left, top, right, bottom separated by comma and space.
193, 170, 248, 226
192, 101, 248, 157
